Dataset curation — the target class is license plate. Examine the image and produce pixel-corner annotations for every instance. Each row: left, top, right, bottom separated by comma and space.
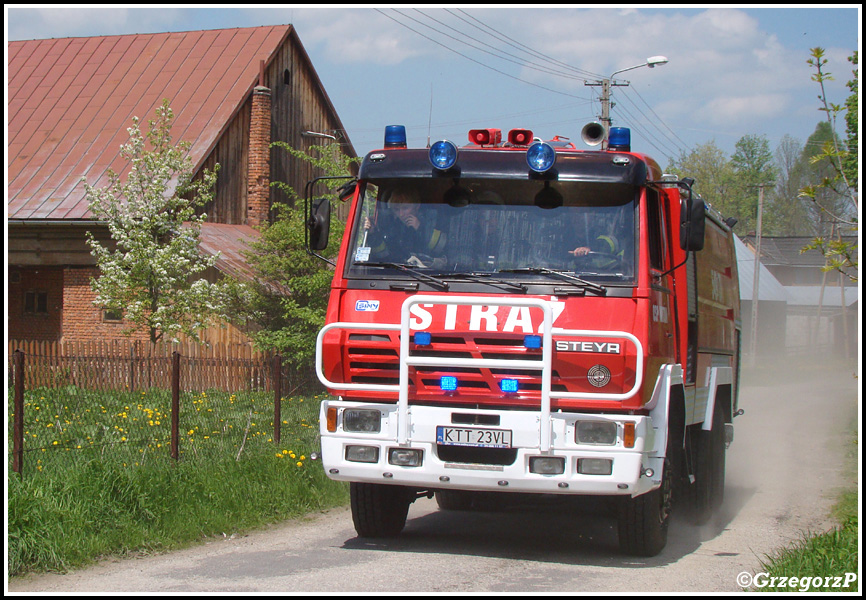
436, 426, 512, 448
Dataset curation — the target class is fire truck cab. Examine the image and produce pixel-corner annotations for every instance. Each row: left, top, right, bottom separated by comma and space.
310, 125, 741, 556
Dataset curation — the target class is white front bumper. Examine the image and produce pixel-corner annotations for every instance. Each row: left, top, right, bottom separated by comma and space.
319, 400, 663, 497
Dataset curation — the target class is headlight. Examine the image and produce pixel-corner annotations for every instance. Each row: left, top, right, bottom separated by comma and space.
576, 420, 617, 445
343, 409, 381, 433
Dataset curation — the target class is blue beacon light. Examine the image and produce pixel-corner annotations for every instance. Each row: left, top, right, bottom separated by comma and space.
440, 376, 458, 392
499, 379, 519, 394
413, 332, 432, 346
526, 142, 556, 173
384, 125, 407, 148
429, 140, 458, 170
523, 335, 542, 349
607, 127, 631, 151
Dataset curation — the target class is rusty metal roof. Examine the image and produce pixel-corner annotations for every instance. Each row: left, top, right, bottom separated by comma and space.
197, 222, 259, 282
8, 25, 293, 221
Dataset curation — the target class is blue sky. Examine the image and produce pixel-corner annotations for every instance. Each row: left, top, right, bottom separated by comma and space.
6, 6, 861, 165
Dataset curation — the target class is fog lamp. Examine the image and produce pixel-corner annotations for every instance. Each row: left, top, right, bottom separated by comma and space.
389, 448, 423, 467
343, 409, 381, 433
529, 456, 565, 475
345, 445, 379, 463
577, 458, 613, 475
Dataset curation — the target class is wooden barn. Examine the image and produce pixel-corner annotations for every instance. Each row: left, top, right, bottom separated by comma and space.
8, 25, 356, 347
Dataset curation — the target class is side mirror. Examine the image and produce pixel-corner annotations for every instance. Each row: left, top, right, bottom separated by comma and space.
680, 197, 706, 251
308, 197, 331, 251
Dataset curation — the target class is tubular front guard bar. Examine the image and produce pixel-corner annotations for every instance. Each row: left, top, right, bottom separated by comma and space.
315, 295, 644, 452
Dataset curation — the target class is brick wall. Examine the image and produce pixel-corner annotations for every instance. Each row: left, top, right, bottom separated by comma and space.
246, 85, 272, 227
61, 267, 150, 343
8, 267, 63, 341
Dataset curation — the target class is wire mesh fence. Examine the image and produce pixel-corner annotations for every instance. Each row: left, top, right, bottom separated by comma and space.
8, 342, 325, 475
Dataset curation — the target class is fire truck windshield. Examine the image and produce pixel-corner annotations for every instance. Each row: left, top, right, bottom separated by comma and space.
347, 179, 637, 284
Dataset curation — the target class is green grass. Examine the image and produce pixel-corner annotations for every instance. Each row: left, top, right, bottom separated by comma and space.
8, 387, 349, 577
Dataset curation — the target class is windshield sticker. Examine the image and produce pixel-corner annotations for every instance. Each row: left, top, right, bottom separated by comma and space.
354, 246, 371, 262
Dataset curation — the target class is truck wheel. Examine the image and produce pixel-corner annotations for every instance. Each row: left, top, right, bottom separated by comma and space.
350, 482, 412, 538
435, 490, 475, 511
617, 457, 673, 557
692, 403, 726, 524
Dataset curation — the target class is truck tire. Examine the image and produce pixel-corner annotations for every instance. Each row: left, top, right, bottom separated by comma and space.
692, 403, 726, 524
617, 457, 673, 557
350, 482, 412, 538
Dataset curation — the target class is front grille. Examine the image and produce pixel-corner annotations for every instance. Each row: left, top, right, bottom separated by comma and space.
344, 331, 632, 403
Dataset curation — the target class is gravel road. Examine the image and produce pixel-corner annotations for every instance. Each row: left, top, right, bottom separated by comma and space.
8, 363, 858, 593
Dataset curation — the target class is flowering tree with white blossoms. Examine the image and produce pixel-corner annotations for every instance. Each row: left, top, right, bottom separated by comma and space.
82, 99, 226, 344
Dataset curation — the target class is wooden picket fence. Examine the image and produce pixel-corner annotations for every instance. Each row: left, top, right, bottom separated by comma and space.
6, 340, 293, 393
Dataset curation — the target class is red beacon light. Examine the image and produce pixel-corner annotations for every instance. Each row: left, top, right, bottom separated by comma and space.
508, 129, 533, 146
468, 128, 501, 146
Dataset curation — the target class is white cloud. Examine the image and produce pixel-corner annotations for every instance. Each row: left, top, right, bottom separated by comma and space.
9, 6, 183, 40
289, 8, 438, 65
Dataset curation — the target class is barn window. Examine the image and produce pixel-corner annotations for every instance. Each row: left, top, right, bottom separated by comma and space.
103, 308, 124, 323
24, 291, 48, 314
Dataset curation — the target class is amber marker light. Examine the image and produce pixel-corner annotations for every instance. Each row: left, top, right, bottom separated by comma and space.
623, 422, 636, 448
327, 407, 338, 432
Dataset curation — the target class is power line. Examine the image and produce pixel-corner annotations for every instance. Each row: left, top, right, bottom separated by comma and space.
451, 8, 604, 80
412, 9, 591, 83
375, 8, 590, 100
615, 90, 687, 158
624, 86, 689, 151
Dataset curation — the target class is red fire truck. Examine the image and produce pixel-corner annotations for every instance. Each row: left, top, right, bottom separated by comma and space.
307, 123, 741, 556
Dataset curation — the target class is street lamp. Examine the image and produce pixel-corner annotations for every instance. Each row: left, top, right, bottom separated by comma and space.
586, 56, 668, 147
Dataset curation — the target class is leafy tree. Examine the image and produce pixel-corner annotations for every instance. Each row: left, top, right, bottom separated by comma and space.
224, 142, 358, 371
768, 135, 815, 236
799, 48, 858, 281
730, 134, 778, 234
842, 51, 858, 190
82, 99, 225, 343
665, 141, 737, 221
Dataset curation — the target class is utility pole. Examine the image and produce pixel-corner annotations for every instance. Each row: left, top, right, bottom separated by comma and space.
749, 184, 766, 365
585, 56, 668, 148
585, 78, 630, 149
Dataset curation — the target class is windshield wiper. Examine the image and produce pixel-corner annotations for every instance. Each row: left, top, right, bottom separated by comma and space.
497, 267, 607, 295
432, 272, 526, 292
354, 262, 449, 291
